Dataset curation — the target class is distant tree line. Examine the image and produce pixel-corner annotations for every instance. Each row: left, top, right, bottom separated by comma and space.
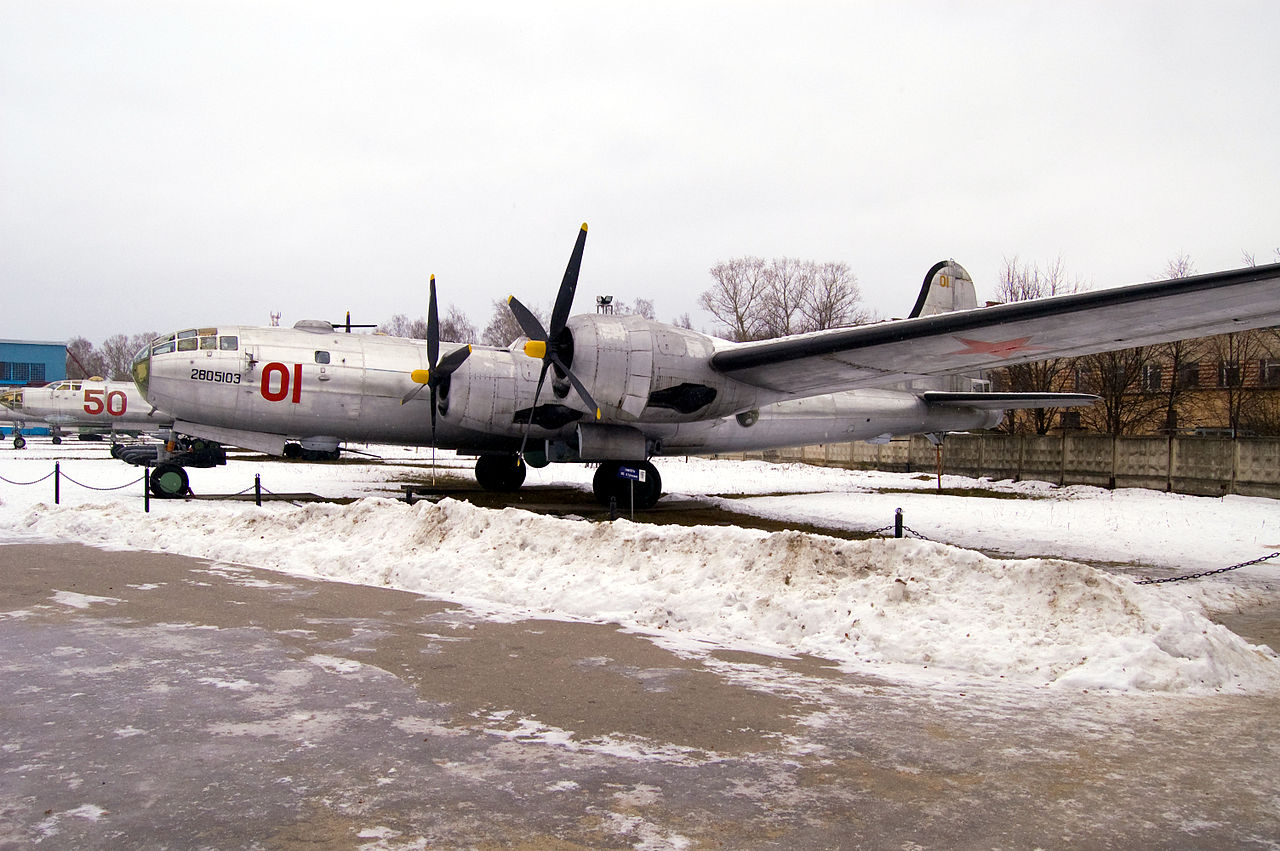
991, 249, 1280, 436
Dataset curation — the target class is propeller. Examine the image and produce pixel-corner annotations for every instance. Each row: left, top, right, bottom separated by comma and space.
401, 275, 472, 452
507, 222, 601, 464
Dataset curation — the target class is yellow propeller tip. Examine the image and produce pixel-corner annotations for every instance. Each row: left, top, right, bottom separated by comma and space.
430, 273, 435, 282
594, 408, 602, 420
580, 222, 588, 231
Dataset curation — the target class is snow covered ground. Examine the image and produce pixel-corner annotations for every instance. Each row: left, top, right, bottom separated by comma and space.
2, 438, 1278, 696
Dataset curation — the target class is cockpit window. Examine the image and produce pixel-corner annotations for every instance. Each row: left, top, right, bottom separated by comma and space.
152, 334, 176, 356
315, 351, 331, 364
219, 336, 238, 351
177, 338, 198, 352
177, 329, 198, 339
200, 335, 216, 350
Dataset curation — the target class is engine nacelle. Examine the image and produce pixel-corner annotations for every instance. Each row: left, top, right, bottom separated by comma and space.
565, 314, 765, 424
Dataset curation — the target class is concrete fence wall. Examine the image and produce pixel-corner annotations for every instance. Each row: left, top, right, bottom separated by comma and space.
716, 434, 1280, 498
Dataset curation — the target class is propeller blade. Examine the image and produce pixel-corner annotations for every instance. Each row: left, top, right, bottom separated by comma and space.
507, 295, 547, 342
429, 384, 439, 447
400, 384, 426, 405
550, 223, 588, 335
427, 274, 440, 371
432, 344, 471, 383
550, 353, 602, 421
516, 361, 553, 465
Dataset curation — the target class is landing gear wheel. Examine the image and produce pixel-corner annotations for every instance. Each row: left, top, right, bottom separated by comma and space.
593, 460, 662, 510
149, 462, 190, 498
52, 435, 62, 445
13, 435, 26, 450
474, 454, 526, 492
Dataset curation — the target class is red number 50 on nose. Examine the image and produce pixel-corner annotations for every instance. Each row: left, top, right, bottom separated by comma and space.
260, 362, 303, 403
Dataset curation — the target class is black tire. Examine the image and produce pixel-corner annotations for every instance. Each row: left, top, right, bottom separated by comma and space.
52, 435, 62, 445
592, 461, 662, 509
474, 454, 526, 491
13, 435, 26, 450
150, 462, 190, 498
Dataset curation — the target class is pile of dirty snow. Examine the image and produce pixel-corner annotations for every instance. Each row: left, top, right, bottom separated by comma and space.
5, 495, 1277, 694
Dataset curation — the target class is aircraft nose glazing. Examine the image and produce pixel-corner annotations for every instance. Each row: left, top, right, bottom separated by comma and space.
0, 389, 21, 410
130, 345, 151, 397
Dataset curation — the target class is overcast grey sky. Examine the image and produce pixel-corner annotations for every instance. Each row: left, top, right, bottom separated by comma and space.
3, 1, 1278, 343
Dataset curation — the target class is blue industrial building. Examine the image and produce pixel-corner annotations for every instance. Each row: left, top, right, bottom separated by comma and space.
1, 338, 68, 437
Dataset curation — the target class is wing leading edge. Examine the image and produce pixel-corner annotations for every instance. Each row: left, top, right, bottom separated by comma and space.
710, 263, 1280, 396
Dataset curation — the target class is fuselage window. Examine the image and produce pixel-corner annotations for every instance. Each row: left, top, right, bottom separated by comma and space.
315, 351, 331, 364
219, 336, 238, 351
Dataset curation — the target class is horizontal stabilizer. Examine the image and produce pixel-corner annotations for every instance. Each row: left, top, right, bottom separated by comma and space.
922, 392, 1098, 410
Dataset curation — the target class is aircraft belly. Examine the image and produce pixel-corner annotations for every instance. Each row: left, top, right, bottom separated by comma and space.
656, 390, 998, 455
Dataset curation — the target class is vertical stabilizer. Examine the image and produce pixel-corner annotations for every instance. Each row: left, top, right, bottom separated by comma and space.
908, 260, 976, 317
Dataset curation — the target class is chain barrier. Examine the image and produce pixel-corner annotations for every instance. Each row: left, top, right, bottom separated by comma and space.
0, 470, 56, 486
870, 523, 936, 542
1134, 552, 1280, 585
58, 471, 146, 491
873, 508, 1276, 586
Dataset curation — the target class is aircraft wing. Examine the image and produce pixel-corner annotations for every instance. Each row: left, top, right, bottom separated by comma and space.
710, 264, 1280, 396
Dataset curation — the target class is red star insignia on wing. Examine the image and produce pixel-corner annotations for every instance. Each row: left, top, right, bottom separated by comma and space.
947, 336, 1047, 357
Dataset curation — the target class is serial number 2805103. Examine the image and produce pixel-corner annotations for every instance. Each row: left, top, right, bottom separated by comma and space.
190, 368, 242, 384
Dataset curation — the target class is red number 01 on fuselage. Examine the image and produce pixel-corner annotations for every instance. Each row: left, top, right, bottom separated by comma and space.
260, 362, 303, 404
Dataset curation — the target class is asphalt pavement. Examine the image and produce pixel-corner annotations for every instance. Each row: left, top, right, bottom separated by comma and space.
2, 541, 1278, 849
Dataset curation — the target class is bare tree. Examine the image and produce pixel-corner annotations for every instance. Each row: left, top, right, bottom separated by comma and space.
101, 332, 156, 380
1075, 348, 1167, 435
992, 256, 1089, 433
378, 314, 428, 339
700, 256, 869, 341
1154, 254, 1203, 432
699, 257, 770, 341
440, 306, 477, 343
65, 337, 107, 380
481, 300, 547, 348
759, 258, 813, 337
801, 261, 869, 331
1202, 330, 1273, 434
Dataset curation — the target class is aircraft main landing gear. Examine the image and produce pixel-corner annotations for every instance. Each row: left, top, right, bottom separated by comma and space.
593, 460, 662, 510
13, 434, 26, 450
474, 453, 527, 492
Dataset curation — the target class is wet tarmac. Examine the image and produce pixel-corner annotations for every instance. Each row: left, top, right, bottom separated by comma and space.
2, 538, 1279, 849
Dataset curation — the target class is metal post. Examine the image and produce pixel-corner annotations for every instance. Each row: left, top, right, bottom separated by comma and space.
54, 462, 60, 505
894, 507, 903, 539
255, 474, 262, 507
143, 467, 151, 513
